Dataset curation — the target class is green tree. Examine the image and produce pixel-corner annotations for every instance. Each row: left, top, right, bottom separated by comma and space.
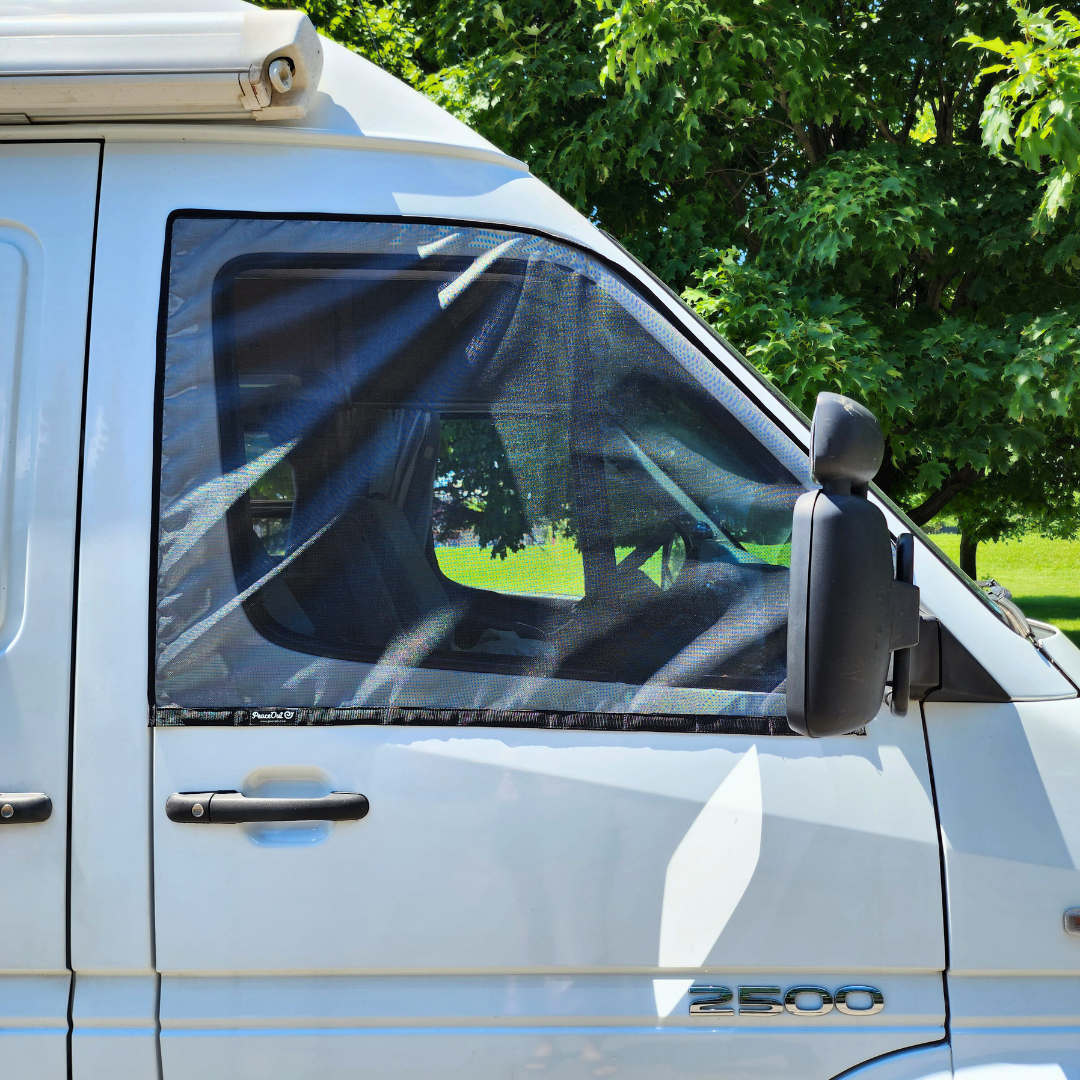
964, 2, 1080, 233
255, 0, 423, 82
262, 0, 1080, 580
432, 418, 540, 558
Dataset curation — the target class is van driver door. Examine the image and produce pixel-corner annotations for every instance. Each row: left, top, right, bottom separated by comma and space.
142, 214, 947, 1080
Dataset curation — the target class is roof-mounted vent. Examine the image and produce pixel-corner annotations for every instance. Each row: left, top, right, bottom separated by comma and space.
0, 6, 323, 123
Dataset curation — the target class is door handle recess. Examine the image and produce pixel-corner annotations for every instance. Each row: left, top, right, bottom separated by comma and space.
0, 793, 52, 823
166, 790, 368, 824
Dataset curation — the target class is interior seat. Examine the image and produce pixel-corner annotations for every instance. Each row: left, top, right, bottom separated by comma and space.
351, 495, 452, 629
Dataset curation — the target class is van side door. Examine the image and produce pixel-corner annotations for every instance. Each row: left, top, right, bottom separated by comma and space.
0, 141, 100, 1080
144, 210, 946, 1080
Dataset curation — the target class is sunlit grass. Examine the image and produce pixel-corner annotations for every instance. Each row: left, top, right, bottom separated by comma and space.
435, 536, 585, 596
930, 533, 1080, 645
435, 534, 791, 597
434, 537, 671, 596
438, 532, 1080, 648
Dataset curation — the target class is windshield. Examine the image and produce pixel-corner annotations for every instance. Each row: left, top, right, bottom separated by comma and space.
599, 228, 1028, 640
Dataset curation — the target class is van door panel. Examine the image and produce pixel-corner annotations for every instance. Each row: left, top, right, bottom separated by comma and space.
927, 698, 1080, 1076
153, 722, 942, 974
160, 978, 945, 1080
76, 145, 949, 1079
145, 207, 945, 1080
0, 141, 99, 1077
154, 716, 945, 1079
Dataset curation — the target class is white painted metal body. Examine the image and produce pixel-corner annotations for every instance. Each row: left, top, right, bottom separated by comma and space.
0, 5, 1078, 1079
0, 140, 99, 1078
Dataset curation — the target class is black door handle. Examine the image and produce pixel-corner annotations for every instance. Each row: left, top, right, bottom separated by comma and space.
0, 793, 52, 823
166, 790, 368, 824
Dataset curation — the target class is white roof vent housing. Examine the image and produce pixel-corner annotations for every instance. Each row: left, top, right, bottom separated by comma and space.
0, 1, 323, 122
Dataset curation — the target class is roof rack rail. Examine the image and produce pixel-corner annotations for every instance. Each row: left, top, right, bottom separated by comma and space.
0, 4, 323, 123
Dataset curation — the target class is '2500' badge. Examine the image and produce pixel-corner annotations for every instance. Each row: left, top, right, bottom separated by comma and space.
689, 985, 884, 1016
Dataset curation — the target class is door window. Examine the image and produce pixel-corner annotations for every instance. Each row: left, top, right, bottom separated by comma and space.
155, 218, 809, 726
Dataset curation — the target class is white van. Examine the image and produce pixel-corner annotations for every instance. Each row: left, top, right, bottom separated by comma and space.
1, 3, 1079, 1078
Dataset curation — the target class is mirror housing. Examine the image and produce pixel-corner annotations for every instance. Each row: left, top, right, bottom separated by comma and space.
787, 394, 920, 737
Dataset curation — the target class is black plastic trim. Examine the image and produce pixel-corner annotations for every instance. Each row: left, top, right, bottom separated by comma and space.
909, 617, 1009, 703
166, 789, 369, 823
908, 618, 942, 701
152, 705, 808, 735
931, 623, 1010, 702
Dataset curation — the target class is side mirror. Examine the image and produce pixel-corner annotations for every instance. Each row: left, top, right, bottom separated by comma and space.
787, 393, 920, 737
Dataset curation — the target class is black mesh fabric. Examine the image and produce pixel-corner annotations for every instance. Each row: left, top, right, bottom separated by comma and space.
155, 219, 810, 721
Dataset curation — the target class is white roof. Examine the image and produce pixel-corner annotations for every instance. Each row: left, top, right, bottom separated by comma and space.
291, 34, 503, 156
0, 0, 511, 164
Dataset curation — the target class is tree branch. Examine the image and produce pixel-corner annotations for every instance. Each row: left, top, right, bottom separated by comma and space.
924, 274, 951, 312
774, 83, 818, 164
717, 170, 762, 255
875, 117, 899, 144
907, 464, 979, 526
951, 270, 977, 311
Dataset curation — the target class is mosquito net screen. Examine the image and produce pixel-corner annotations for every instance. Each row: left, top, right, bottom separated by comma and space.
155, 217, 811, 730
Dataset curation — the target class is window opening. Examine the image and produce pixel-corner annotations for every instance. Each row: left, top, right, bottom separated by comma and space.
155, 219, 810, 721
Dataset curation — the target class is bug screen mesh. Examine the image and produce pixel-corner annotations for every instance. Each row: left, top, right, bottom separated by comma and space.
155, 218, 810, 721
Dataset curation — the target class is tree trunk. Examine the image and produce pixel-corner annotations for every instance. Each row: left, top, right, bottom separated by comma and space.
960, 531, 978, 580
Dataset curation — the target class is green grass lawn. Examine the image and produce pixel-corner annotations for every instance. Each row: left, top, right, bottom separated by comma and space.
930, 533, 1080, 645
435, 537, 691, 597
435, 537, 586, 596
439, 531, 1080, 646
435, 535, 791, 599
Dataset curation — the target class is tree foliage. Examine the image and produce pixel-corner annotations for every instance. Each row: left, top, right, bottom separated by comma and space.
432, 419, 537, 558
255, 0, 423, 81
964, 2, 1080, 231
258, 0, 1080, 571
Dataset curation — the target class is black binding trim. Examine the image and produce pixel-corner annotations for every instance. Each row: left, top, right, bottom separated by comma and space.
153, 706, 807, 735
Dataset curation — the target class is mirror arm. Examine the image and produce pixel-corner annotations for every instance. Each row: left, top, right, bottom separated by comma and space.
889, 533, 919, 716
